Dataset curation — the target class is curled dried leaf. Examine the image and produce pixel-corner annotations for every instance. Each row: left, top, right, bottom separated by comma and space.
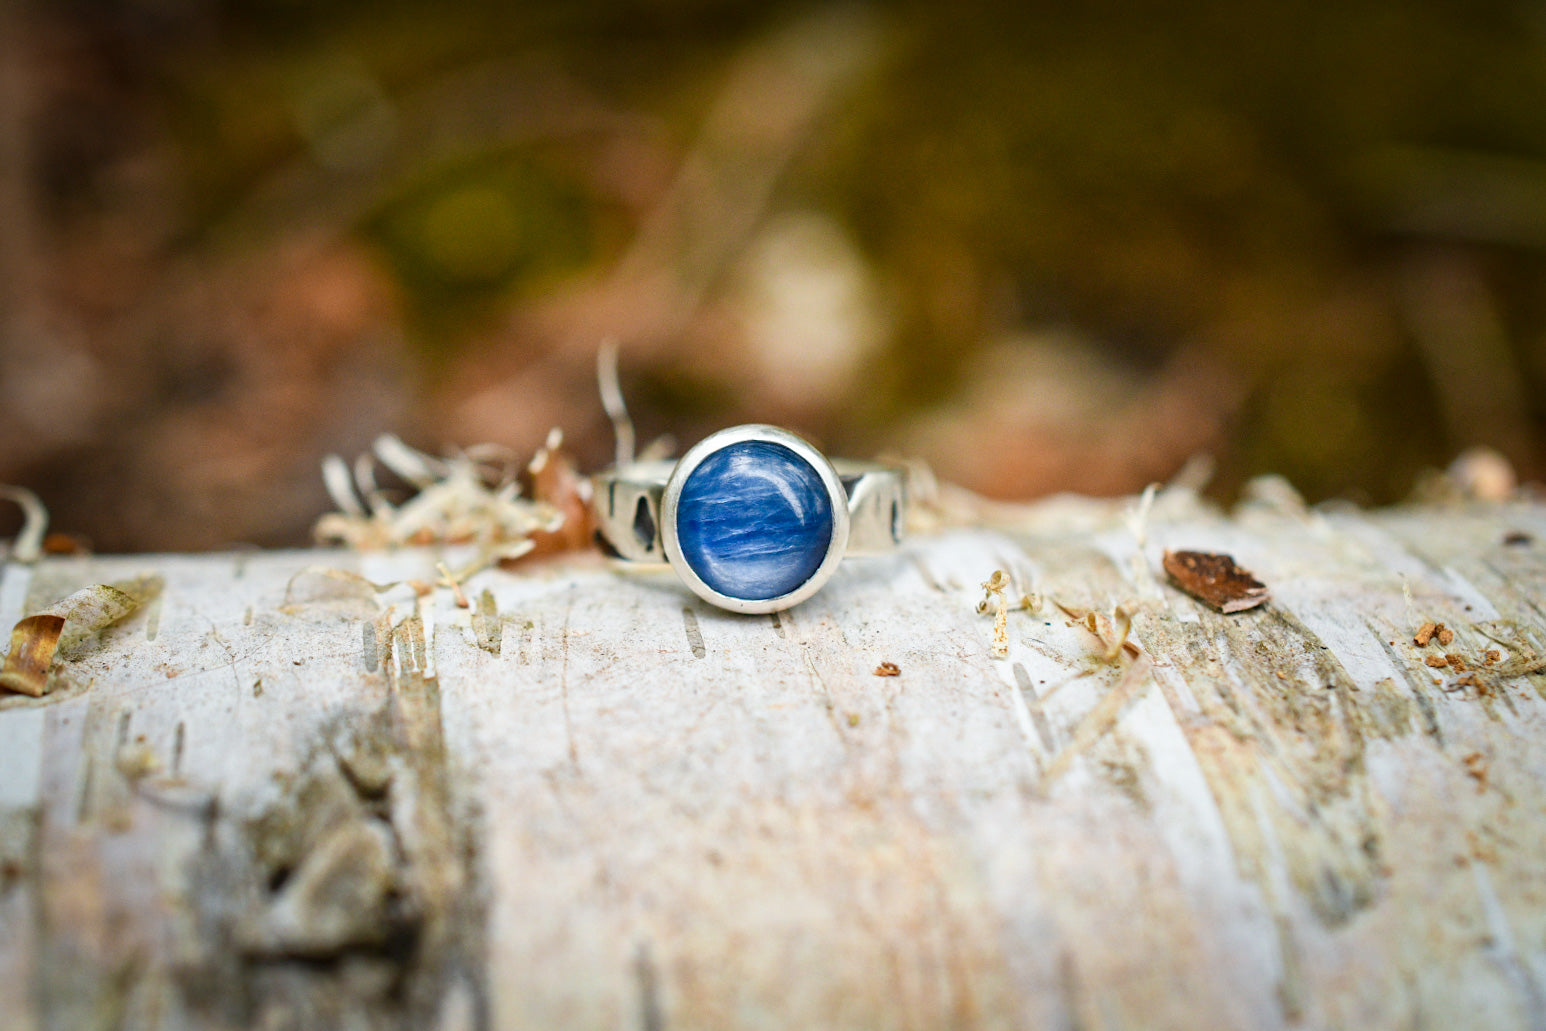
1163, 550, 1269, 613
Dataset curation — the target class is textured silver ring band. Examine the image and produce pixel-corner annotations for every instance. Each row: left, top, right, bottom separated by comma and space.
592, 424, 906, 613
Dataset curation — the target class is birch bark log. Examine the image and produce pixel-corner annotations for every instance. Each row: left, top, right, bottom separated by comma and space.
1, 488, 1545, 1031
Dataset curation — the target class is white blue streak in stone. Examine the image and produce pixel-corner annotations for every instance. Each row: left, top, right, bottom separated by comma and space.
676, 441, 834, 601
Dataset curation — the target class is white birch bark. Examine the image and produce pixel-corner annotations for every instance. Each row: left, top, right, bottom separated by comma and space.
2, 489, 1544, 1030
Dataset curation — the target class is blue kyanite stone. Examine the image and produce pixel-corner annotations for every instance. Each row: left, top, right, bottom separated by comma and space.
676, 441, 834, 601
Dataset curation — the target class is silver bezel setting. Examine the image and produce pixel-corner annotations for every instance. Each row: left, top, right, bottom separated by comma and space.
660, 424, 851, 614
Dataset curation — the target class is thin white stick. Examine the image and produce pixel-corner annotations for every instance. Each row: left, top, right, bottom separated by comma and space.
0, 485, 48, 563
321, 455, 365, 517
597, 338, 635, 467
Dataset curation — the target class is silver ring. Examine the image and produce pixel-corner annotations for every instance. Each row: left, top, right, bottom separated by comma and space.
592, 424, 906, 613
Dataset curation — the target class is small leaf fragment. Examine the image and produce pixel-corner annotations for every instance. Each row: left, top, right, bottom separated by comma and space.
506, 428, 595, 565
1163, 550, 1270, 613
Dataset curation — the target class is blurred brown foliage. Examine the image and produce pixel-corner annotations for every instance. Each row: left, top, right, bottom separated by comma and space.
1, 0, 1543, 551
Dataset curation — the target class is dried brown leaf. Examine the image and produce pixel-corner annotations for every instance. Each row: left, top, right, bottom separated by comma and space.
1163, 550, 1269, 613
42, 533, 90, 556
504, 428, 596, 566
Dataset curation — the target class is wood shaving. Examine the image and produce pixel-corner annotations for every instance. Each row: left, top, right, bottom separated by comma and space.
978, 570, 1048, 658
980, 570, 1010, 659
1124, 482, 1158, 549
283, 567, 404, 611
0, 485, 48, 563
873, 661, 901, 677
436, 562, 471, 609
314, 434, 563, 573
1054, 601, 1141, 663
597, 339, 636, 467
115, 741, 163, 782
1447, 447, 1515, 502
1, 576, 163, 696
1162, 550, 1269, 613
0, 616, 63, 697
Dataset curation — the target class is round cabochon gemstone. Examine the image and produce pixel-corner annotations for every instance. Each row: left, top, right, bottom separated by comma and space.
675, 441, 835, 601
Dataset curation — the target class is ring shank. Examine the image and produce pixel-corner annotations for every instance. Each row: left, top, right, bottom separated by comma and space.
594, 458, 906, 564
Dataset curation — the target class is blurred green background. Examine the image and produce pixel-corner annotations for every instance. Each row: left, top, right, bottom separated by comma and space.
1, 0, 1543, 549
